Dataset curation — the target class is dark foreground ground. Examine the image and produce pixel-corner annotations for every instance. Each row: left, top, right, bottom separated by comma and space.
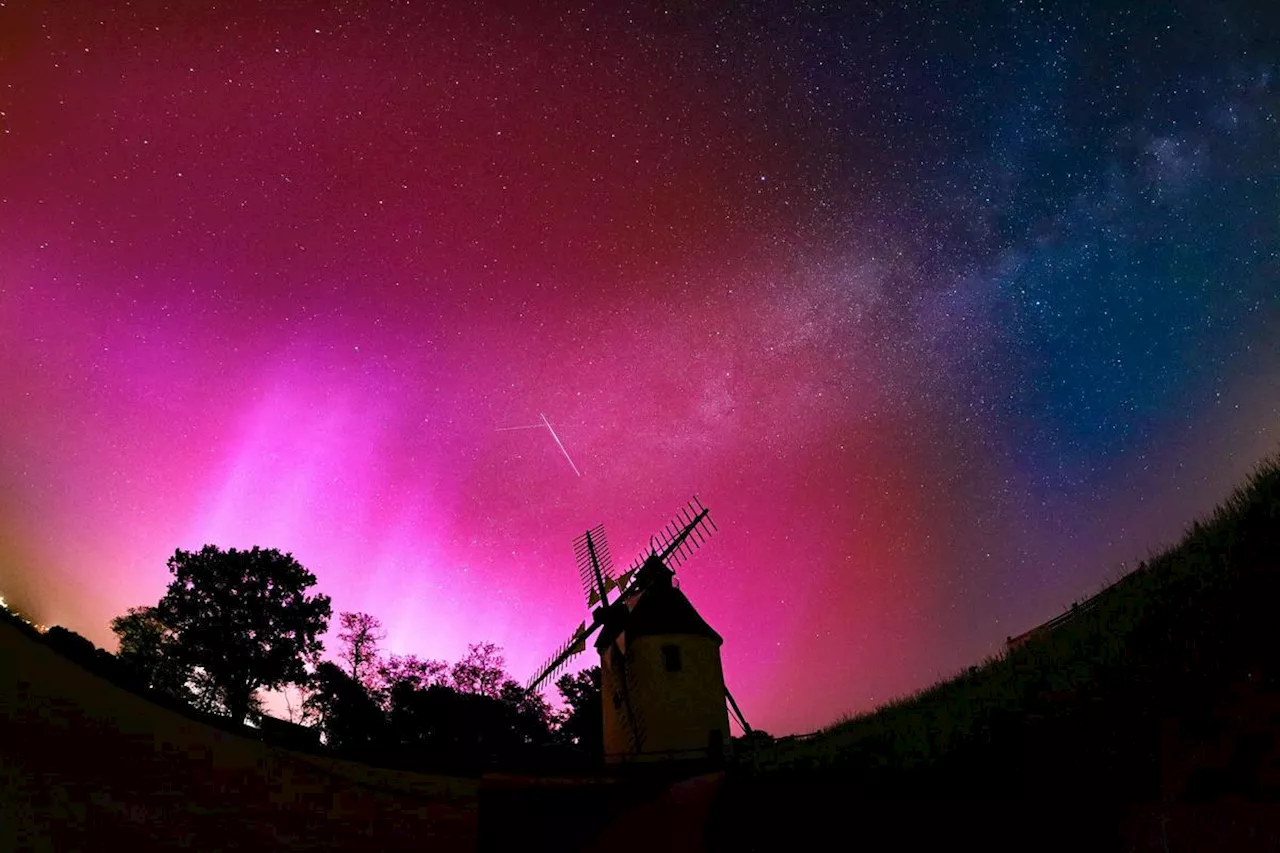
0, 616, 478, 851
5, 613, 1280, 852
483, 770, 1280, 852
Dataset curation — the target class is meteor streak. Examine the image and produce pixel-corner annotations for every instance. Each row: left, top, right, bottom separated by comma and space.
494, 414, 582, 477
541, 412, 582, 478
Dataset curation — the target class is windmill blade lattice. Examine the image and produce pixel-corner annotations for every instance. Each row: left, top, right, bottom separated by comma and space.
617, 496, 716, 597
526, 621, 594, 692
573, 525, 615, 608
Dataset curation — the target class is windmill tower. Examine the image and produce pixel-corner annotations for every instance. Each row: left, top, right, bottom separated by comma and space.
526, 498, 751, 764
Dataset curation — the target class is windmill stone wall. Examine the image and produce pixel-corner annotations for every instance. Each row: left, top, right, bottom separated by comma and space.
601, 631, 729, 763
598, 572, 730, 763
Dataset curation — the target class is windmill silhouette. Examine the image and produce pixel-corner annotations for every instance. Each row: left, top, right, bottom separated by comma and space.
527, 497, 751, 763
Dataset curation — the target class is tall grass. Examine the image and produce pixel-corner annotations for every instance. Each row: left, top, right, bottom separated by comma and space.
750, 454, 1280, 800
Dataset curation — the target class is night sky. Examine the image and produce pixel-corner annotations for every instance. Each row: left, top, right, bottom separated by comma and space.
2, 1, 1277, 735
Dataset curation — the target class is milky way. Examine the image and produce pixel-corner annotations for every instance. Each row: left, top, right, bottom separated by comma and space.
2, 1, 1277, 734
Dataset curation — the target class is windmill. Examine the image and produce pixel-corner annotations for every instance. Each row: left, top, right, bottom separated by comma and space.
527, 497, 751, 763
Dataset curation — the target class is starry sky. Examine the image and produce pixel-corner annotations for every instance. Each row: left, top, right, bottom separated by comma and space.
1, 1, 1277, 735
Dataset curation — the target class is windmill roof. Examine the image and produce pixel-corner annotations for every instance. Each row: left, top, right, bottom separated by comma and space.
622, 582, 722, 644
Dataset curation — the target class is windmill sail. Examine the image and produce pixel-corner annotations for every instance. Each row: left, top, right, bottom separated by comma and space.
574, 525, 615, 608
586, 574, 619, 608
616, 496, 715, 597
526, 620, 597, 691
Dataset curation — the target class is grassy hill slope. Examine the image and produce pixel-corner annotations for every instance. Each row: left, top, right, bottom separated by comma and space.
711, 455, 1280, 850
0, 613, 479, 851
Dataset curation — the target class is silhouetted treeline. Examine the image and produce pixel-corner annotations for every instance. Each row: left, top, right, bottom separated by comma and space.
4, 609, 604, 774
2, 543, 605, 775
298, 641, 602, 774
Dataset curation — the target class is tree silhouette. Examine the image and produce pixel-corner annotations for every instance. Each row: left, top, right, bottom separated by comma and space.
499, 679, 556, 747
110, 605, 190, 698
379, 653, 448, 696
336, 611, 385, 691
155, 545, 331, 724
43, 625, 99, 664
383, 679, 549, 770
450, 641, 506, 698
556, 666, 602, 755
303, 660, 385, 752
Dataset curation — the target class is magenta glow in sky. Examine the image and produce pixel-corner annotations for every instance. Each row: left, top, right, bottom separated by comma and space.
2, 1, 1278, 734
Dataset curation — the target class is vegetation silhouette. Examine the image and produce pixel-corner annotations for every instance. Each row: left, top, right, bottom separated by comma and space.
8, 453, 1280, 850
450, 641, 508, 698
110, 604, 194, 700
556, 667, 604, 758
114, 545, 332, 724
40, 625, 104, 669
336, 610, 386, 690
305, 660, 388, 752
378, 652, 449, 695
100, 589, 596, 774
717, 454, 1280, 850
